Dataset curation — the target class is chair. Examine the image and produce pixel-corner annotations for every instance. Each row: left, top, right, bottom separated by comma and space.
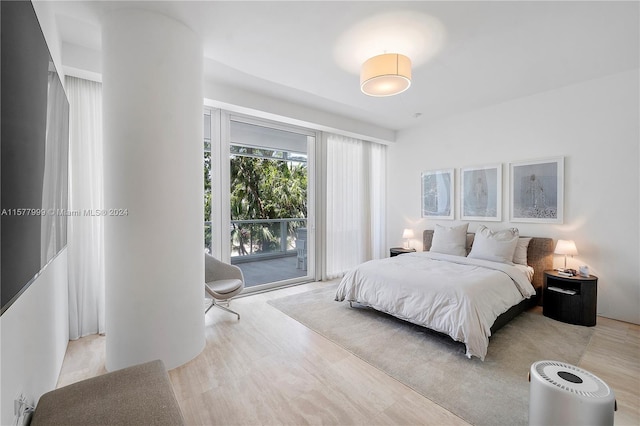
296, 238, 307, 270
204, 254, 245, 320
295, 227, 308, 271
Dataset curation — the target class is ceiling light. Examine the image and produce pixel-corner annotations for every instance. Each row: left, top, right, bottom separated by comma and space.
360, 53, 411, 97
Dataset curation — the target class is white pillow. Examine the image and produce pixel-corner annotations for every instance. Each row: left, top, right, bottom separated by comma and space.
430, 223, 469, 257
468, 225, 519, 264
513, 237, 532, 266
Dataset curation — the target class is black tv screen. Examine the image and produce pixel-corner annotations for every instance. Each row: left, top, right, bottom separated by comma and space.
1, 0, 70, 314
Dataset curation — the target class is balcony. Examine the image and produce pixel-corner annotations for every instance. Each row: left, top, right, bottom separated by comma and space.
205, 218, 308, 288
235, 255, 307, 287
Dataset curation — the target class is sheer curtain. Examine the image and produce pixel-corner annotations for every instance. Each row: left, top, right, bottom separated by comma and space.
66, 76, 105, 339
369, 141, 387, 260
324, 134, 386, 279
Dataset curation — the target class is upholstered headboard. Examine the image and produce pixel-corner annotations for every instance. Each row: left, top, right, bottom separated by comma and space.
422, 230, 553, 297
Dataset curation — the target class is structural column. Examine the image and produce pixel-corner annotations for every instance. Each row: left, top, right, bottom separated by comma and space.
102, 9, 204, 370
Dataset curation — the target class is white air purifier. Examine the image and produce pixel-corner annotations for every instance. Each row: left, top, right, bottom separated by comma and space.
529, 360, 616, 426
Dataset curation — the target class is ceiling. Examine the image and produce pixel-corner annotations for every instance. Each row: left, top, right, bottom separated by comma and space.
49, 1, 639, 131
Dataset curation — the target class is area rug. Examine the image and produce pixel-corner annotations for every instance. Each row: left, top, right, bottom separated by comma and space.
268, 284, 595, 426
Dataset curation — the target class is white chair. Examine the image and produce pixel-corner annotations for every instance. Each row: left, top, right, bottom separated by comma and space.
296, 238, 307, 270
204, 254, 245, 320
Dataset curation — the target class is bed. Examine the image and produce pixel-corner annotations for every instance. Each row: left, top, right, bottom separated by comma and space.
335, 228, 553, 360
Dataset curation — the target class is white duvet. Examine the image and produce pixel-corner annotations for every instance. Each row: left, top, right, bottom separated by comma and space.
334, 251, 536, 360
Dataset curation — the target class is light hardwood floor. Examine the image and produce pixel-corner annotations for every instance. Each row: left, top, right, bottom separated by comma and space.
57, 281, 640, 425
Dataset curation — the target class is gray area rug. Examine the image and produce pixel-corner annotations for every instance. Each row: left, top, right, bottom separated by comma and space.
268, 284, 595, 426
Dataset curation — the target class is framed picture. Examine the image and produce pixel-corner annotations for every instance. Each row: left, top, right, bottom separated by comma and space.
460, 164, 502, 221
509, 157, 564, 223
421, 169, 454, 219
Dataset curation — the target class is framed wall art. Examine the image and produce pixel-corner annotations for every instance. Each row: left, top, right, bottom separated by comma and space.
509, 157, 564, 223
460, 164, 502, 221
421, 169, 454, 219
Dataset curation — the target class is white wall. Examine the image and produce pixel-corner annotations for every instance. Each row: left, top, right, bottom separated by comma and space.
203, 81, 395, 145
0, 3, 70, 423
62, 51, 396, 145
0, 251, 69, 425
387, 70, 639, 324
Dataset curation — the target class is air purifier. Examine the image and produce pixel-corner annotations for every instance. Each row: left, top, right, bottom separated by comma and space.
529, 360, 616, 426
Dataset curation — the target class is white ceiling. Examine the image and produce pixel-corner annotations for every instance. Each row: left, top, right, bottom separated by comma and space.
49, 1, 639, 131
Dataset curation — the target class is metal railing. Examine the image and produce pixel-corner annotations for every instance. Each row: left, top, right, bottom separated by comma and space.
204, 218, 307, 263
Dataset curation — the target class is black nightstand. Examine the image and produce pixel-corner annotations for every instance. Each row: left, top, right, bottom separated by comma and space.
543, 270, 598, 326
390, 247, 416, 257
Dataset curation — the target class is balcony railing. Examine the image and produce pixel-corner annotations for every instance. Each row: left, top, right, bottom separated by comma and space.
231, 218, 306, 262
204, 218, 307, 263
204, 218, 308, 286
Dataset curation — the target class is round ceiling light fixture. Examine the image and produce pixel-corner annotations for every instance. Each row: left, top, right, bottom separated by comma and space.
360, 53, 411, 97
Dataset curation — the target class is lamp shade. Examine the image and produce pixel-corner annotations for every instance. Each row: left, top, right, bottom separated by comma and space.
402, 228, 415, 239
555, 240, 578, 256
360, 53, 412, 96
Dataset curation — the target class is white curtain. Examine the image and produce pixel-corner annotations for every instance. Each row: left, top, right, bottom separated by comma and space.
369, 141, 387, 260
66, 76, 105, 339
324, 134, 386, 279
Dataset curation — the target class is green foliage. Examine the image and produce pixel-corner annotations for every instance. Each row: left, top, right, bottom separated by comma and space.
204, 151, 212, 221
230, 155, 307, 220
229, 151, 307, 255
203, 147, 307, 255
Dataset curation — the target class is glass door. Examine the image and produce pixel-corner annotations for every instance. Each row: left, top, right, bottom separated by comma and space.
221, 114, 315, 292
204, 110, 213, 254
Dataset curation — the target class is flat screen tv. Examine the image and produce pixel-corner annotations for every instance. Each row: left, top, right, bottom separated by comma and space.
1, 0, 70, 314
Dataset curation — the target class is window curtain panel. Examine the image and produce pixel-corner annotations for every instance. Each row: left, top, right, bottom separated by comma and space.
324, 134, 386, 279
369, 141, 387, 260
66, 76, 105, 339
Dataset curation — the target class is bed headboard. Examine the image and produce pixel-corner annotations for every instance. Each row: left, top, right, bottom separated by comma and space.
422, 230, 553, 297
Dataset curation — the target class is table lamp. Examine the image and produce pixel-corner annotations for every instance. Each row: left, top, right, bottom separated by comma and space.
402, 229, 414, 249
555, 239, 578, 270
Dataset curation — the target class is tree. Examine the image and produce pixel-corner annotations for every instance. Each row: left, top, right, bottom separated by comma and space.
204, 151, 212, 252
229, 151, 307, 255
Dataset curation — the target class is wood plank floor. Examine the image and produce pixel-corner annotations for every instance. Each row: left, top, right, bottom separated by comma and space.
57, 281, 640, 425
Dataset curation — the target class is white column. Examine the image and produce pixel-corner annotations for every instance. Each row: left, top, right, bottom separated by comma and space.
102, 9, 204, 370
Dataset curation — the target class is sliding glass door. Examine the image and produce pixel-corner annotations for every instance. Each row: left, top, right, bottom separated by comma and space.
204, 109, 316, 292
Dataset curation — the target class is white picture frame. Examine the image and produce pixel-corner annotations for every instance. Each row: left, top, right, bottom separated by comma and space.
509, 157, 564, 223
460, 164, 502, 221
421, 169, 454, 219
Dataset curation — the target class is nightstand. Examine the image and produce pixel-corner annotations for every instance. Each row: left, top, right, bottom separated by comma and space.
390, 247, 416, 257
543, 270, 598, 326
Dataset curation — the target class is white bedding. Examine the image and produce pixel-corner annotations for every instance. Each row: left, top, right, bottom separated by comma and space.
334, 251, 536, 360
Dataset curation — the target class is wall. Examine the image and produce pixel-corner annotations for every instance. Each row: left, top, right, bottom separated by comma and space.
387, 70, 639, 324
203, 81, 395, 145
0, 2, 69, 424
62, 53, 396, 144
0, 251, 69, 424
